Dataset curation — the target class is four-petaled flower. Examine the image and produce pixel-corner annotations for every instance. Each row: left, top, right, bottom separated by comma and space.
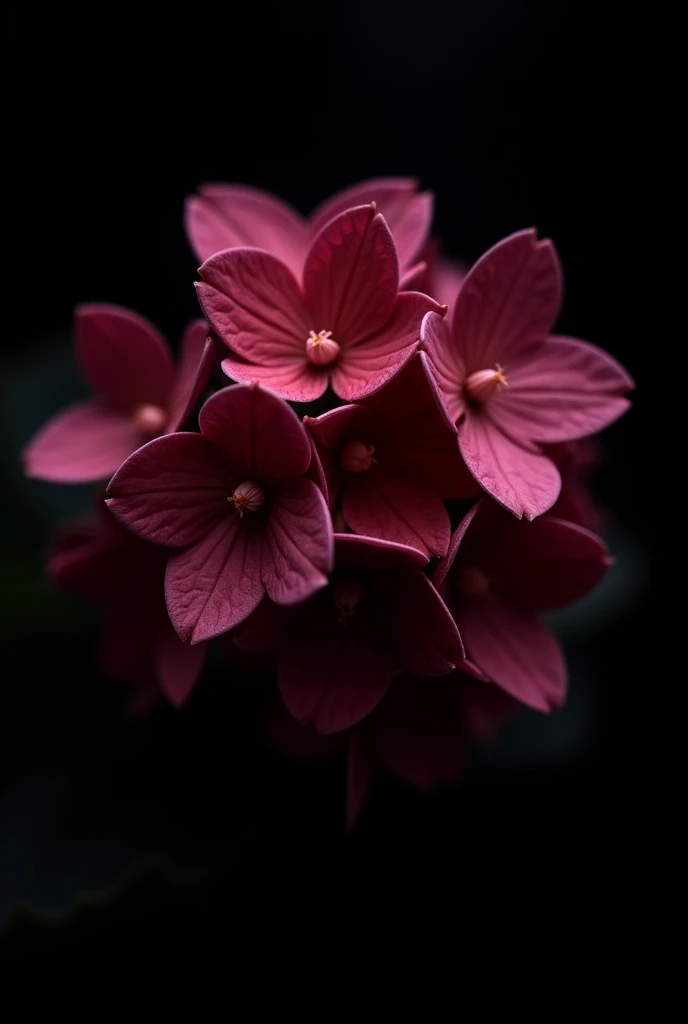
23, 304, 214, 483
196, 204, 443, 403
106, 383, 334, 643
421, 229, 634, 519
433, 497, 610, 711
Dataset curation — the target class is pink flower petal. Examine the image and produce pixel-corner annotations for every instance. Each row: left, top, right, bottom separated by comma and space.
459, 413, 561, 519
278, 591, 393, 734
420, 310, 466, 423
221, 356, 327, 403
373, 570, 464, 675
23, 401, 142, 483
155, 616, 208, 707
334, 532, 428, 571
106, 432, 230, 547
457, 597, 566, 712
196, 247, 309, 365
262, 478, 333, 604
304, 204, 398, 344
76, 304, 175, 411
308, 177, 432, 275
304, 403, 359, 508
198, 384, 312, 483
354, 352, 477, 499
433, 500, 483, 589
490, 335, 634, 444
185, 183, 308, 279
451, 229, 562, 371
333, 292, 439, 401
343, 463, 451, 558
166, 320, 214, 432
304, 427, 331, 504
165, 516, 264, 643
481, 514, 610, 610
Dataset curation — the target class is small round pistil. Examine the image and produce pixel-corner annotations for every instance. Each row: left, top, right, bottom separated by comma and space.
306, 330, 340, 366
228, 480, 265, 517
131, 403, 167, 436
464, 364, 508, 404
340, 440, 376, 473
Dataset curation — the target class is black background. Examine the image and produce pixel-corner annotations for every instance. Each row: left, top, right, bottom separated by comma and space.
2, 0, 658, 959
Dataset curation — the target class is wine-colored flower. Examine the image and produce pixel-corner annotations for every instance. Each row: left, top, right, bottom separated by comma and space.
185, 176, 432, 286
47, 505, 206, 708
433, 497, 610, 712
421, 229, 634, 519
196, 204, 443, 403
106, 384, 333, 643
304, 352, 478, 557
234, 533, 465, 734
346, 670, 516, 826
23, 305, 214, 484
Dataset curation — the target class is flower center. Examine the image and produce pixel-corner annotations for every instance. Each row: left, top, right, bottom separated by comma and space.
306, 330, 341, 366
131, 403, 167, 436
340, 440, 376, 473
331, 574, 364, 623
228, 480, 265, 517
464, 364, 508, 405
457, 566, 490, 597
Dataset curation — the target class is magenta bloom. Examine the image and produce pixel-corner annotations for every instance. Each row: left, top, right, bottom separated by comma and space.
305, 353, 478, 557
434, 498, 610, 712
196, 204, 443, 403
234, 533, 465, 734
186, 176, 432, 287
421, 230, 634, 519
48, 506, 206, 708
347, 670, 516, 825
23, 305, 214, 484
106, 383, 333, 643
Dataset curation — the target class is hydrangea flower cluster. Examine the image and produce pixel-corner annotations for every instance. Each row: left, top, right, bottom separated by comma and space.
24, 177, 633, 822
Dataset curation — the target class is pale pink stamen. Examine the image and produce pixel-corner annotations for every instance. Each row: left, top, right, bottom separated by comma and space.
331, 574, 364, 622
340, 440, 376, 473
228, 480, 265, 517
457, 566, 490, 597
465, 363, 508, 404
131, 403, 167, 436
306, 329, 341, 366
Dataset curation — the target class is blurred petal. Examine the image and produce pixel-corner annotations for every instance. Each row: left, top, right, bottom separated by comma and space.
155, 616, 208, 707
304, 205, 398, 342
166, 320, 214, 432
185, 183, 307, 278
309, 177, 432, 274
106, 432, 229, 547
23, 401, 141, 483
76, 303, 174, 411
458, 598, 566, 712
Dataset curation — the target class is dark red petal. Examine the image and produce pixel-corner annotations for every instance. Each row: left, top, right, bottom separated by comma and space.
166, 320, 214, 432
198, 383, 312, 484
165, 517, 265, 643
76, 303, 174, 411
185, 183, 308, 278
106, 432, 229, 547
23, 401, 141, 484
304, 204, 398, 343
262, 478, 333, 604
155, 616, 208, 707
457, 597, 566, 712
374, 570, 464, 675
